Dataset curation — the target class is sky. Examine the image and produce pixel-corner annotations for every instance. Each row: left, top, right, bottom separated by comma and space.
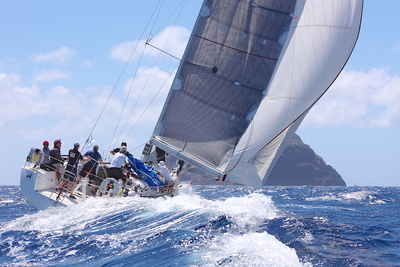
0, 0, 399, 186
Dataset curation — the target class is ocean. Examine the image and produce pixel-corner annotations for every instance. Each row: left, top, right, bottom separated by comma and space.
0, 185, 399, 267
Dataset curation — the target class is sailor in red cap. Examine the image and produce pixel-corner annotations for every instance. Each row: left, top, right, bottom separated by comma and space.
50, 139, 64, 181
39, 140, 52, 170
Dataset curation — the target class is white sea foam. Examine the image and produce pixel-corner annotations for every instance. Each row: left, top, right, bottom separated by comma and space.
305, 189, 385, 204
1, 185, 309, 266
339, 190, 373, 200
194, 232, 310, 267
2, 196, 138, 232
3, 185, 277, 231
305, 193, 337, 201
1, 199, 14, 204
298, 231, 315, 243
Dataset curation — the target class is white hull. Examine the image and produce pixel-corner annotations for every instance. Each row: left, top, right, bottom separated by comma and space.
20, 166, 80, 209
20, 165, 177, 210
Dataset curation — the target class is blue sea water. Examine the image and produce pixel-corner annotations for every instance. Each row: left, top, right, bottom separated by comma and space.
0, 185, 399, 267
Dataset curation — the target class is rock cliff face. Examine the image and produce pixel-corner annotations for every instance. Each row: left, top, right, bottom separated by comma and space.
266, 134, 346, 186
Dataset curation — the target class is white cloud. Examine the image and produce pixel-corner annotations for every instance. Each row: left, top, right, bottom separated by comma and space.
0, 61, 174, 151
305, 68, 400, 128
33, 69, 71, 82
393, 42, 400, 51
30, 47, 77, 65
109, 26, 190, 62
121, 66, 175, 125
0, 72, 21, 88
46, 85, 70, 97
0, 73, 41, 122
0, 57, 19, 71
0, 73, 78, 131
109, 40, 142, 62
146, 26, 190, 59
82, 59, 97, 68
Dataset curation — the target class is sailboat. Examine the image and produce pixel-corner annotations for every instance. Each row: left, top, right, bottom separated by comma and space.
21, 0, 364, 209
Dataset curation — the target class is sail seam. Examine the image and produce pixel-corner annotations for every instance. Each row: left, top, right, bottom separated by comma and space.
297, 25, 360, 30
193, 34, 278, 61
250, 3, 292, 16
268, 96, 310, 101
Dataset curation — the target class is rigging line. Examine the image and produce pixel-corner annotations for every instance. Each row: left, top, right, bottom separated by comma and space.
105, 0, 165, 155
117, 6, 183, 145
118, 34, 179, 144
122, 2, 187, 142
186, 173, 216, 185
108, 42, 148, 158
130, 142, 147, 153
117, 47, 172, 148
223, 167, 250, 185
114, 0, 186, 150
224, 119, 255, 174
122, 58, 178, 143
146, 42, 181, 61
148, 0, 164, 41
108, 40, 151, 154
85, 2, 162, 154
147, 0, 188, 42
124, 141, 158, 156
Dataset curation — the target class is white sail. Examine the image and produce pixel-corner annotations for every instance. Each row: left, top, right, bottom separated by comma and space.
147, 0, 363, 189
224, 0, 363, 188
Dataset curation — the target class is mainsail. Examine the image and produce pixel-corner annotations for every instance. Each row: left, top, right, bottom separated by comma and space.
147, 0, 363, 188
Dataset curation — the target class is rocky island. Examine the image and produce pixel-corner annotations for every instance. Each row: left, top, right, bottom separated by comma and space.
266, 134, 346, 186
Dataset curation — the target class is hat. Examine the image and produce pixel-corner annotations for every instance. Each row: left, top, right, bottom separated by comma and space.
159, 161, 165, 166
54, 139, 61, 145
43, 141, 49, 146
74, 142, 80, 147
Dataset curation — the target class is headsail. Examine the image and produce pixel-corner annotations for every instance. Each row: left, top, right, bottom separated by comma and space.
146, 0, 363, 188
